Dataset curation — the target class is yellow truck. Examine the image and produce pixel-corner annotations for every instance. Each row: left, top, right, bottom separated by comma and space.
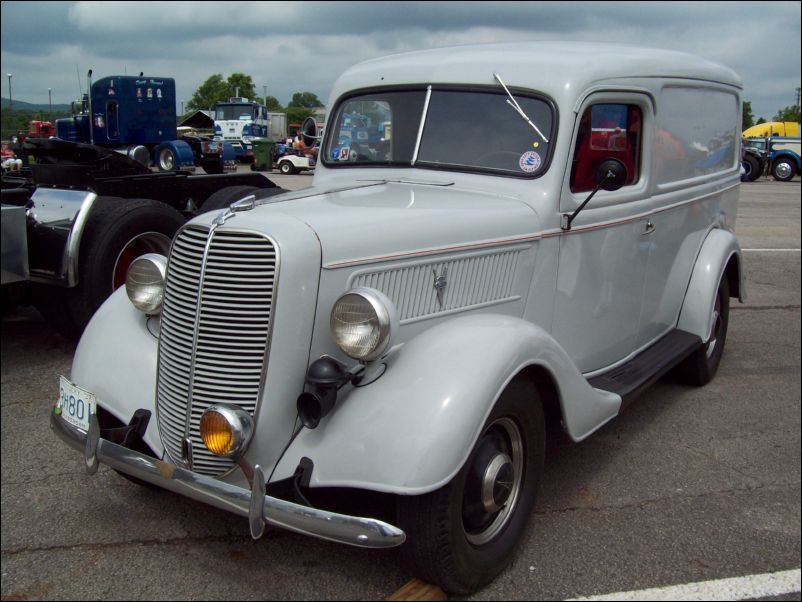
742, 121, 799, 137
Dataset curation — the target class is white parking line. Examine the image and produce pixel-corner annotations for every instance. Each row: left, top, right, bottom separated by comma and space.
566, 568, 801, 601
742, 248, 801, 252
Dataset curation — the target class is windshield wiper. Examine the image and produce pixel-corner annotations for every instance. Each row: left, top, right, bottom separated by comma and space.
493, 73, 549, 143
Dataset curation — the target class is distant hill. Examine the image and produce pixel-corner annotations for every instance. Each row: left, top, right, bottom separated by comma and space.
1, 97, 72, 112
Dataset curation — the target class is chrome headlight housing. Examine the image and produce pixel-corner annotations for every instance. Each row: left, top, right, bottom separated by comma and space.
199, 404, 254, 458
125, 253, 167, 314
330, 287, 398, 361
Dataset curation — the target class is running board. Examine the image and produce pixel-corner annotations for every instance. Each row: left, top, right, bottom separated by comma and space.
588, 330, 702, 409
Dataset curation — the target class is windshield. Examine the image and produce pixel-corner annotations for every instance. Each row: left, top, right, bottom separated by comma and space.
216, 105, 259, 121
323, 87, 555, 177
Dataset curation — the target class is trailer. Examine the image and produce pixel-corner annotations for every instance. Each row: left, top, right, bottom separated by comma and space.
1, 135, 283, 339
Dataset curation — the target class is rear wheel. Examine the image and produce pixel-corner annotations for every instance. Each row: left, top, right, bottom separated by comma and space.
674, 273, 730, 385
772, 157, 796, 182
157, 147, 178, 172
396, 379, 545, 594
279, 160, 295, 175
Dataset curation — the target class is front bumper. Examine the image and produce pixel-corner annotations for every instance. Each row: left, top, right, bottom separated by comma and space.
50, 408, 405, 549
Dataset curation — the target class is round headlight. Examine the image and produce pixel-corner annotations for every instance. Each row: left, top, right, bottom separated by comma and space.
330, 288, 396, 361
199, 404, 254, 458
125, 253, 167, 314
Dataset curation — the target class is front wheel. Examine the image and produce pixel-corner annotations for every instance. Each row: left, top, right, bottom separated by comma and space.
396, 379, 545, 594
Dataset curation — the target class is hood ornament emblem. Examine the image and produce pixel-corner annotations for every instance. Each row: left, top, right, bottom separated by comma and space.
432, 266, 448, 308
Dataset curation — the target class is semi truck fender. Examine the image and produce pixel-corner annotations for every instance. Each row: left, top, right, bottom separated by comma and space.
272, 313, 621, 495
70, 286, 164, 455
677, 228, 744, 342
154, 140, 195, 171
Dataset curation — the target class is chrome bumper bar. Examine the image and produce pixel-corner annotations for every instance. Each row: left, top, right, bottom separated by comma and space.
51, 409, 405, 549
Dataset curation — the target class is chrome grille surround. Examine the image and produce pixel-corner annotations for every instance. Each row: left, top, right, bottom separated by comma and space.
156, 223, 278, 477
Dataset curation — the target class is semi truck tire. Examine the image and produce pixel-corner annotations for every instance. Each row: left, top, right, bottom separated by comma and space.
741, 154, 761, 182
198, 185, 261, 213
157, 147, 178, 172
772, 157, 796, 182
64, 197, 185, 339
198, 185, 288, 213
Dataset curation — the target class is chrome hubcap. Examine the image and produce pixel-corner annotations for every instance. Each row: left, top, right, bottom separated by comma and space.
706, 292, 722, 359
463, 417, 523, 545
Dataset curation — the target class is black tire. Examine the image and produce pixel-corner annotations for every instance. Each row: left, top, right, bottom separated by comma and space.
741, 154, 761, 182
199, 159, 224, 175
157, 147, 178, 172
673, 273, 730, 386
278, 160, 295, 175
772, 157, 796, 182
198, 185, 260, 213
61, 197, 185, 339
396, 379, 545, 594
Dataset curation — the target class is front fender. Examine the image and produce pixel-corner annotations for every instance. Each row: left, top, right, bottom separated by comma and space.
71, 286, 163, 455
272, 314, 621, 495
677, 228, 744, 342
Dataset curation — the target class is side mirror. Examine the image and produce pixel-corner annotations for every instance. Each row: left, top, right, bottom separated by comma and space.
595, 158, 628, 191
562, 157, 630, 231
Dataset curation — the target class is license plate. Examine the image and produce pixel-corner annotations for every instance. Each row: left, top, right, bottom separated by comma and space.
58, 376, 96, 432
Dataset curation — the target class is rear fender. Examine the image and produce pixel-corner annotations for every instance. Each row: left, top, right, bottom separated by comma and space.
272, 314, 621, 495
154, 140, 195, 170
677, 228, 744, 342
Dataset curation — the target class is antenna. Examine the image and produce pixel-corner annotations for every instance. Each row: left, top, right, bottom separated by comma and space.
76, 64, 83, 96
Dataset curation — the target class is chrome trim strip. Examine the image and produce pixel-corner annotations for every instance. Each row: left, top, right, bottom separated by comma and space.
411, 85, 432, 166
51, 410, 406, 549
325, 234, 543, 269
184, 223, 221, 448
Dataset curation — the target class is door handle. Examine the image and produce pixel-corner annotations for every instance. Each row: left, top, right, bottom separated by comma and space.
642, 220, 656, 235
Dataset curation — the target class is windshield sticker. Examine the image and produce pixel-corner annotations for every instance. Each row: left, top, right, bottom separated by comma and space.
519, 151, 541, 173
331, 147, 350, 161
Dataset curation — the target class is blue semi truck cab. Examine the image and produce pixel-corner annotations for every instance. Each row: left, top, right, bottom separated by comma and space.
56, 75, 234, 174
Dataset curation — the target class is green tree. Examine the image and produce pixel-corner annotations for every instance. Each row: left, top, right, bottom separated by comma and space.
227, 73, 256, 101
186, 74, 227, 112
742, 100, 755, 130
186, 73, 259, 112
286, 106, 315, 126
772, 104, 801, 123
288, 91, 323, 108
264, 96, 283, 112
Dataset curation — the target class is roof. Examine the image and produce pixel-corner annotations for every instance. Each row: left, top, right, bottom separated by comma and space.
179, 110, 215, 130
328, 41, 742, 108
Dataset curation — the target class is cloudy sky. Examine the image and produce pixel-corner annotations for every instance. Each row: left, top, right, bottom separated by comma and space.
1, 1, 800, 121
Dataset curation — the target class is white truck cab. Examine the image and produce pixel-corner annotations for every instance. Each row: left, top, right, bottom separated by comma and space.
52, 42, 744, 595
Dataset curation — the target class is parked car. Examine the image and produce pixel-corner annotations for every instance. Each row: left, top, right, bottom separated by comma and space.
52, 42, 744, 595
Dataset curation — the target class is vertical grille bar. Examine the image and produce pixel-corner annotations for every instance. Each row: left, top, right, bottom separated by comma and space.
156, 225, 277, 476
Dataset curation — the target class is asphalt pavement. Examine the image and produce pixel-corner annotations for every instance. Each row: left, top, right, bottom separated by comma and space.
1, 176, 799, 601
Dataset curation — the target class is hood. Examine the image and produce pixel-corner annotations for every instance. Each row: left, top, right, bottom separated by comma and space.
250, 180, 541, 269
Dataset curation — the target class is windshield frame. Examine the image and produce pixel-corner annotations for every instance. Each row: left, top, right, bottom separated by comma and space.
321, 84, 558, 179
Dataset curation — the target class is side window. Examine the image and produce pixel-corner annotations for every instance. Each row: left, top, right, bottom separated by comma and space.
570, 104, 641, 193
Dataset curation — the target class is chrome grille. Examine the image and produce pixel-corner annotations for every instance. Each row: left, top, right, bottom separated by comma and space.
156, 225, 277, 476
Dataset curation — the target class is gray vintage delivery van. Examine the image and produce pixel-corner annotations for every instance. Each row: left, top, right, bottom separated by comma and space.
52, 42, 744, 593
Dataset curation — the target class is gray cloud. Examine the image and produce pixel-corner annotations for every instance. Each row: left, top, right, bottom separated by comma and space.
2, 1, 800, 121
